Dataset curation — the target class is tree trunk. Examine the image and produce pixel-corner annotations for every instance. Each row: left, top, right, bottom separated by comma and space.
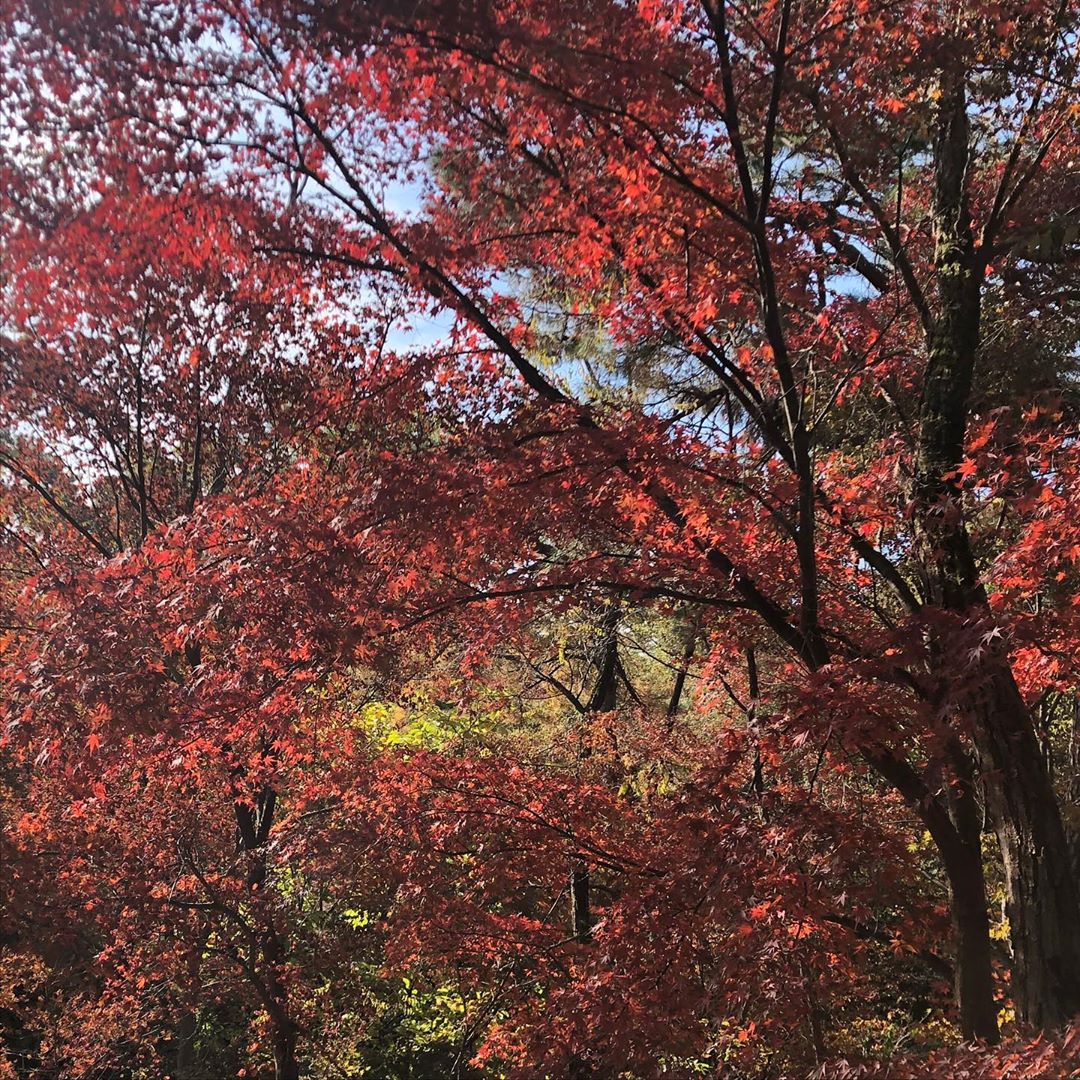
261, 927, 301, 1080
665, 608, 701, 730
914, 66, 1080, 1029
174, 948, 202, 1079
939, 740, 1000, 1041
233, 789, 304, 1076
571, 862, 592, 943
1069, 697, 1080, 884
976, 668, 1080, 1028
569, 603, 621, 945
868, 745, 998, 1039
174, 1009, 198, 1080
272, 1023, 300, 1080
940, 827, 999, 1041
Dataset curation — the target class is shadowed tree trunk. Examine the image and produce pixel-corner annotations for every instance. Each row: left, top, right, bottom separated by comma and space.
914, 69, 1080, 1030
665, 608, 701, 730
269, 1004, 300, 1080
942, 744, 998, 1041
973, 672, 1080, 1027
701, 3, 1005, 1036
570, 603, 622, 946
943, 841, 998, 1042
1069, 698, 1080, 883
870, 740, 998, 1041
174, 947, 203, 1080
233, 787, 302, 1080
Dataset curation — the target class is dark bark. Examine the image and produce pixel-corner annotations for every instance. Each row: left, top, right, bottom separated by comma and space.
941, 744, 999, 1042
174, 949, 202, 1080
570, 604, 621, 945
871, 743, 999, 1040
942, 838, 999, 1041
259, 916, 301, 1080
745, 647, 764, 797
571, 864, 592, 944
664, 609, 700, 729
232, 790, 303, 1079
585, 604, 620, 715
704, 7, 1004, 1034
235, 786, 276, 855
174, 1009, 198, 1080
802, 961, 827, 1064
1069, 698, 1080, 884
272, 1022, 301, 1080
913, 68, 1080, 1029
975, 671, 1080, 1027
251, 914, 301, 1080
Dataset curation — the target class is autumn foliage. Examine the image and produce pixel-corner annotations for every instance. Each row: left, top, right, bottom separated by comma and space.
2, 0, 1080, 1077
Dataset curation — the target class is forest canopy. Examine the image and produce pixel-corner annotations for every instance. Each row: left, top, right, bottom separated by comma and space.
2, 1, 1080, 1077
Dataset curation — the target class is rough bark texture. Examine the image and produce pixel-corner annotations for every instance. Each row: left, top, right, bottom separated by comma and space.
976, 671, 1080, 1027
941, 753, 999, 1042
914, 69, 1080, 1029
947, 847, 998, 1042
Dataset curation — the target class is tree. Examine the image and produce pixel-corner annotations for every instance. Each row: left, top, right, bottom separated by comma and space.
3, 0, 1080, 1075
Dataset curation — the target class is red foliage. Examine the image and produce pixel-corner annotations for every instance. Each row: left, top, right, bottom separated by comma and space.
2, 0, 1080, 1075
811, 1021, 1080, 1080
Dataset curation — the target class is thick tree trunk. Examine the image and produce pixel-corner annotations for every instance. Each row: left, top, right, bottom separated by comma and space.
976, 669, 1080, 1028
261, 926, 301, 1080
868, 744, 998, 1039
272, 1024, 300, 1080
914, 67, 1080, 1029
939, 825, 999, 1041
174, 1009, 198, 1080
939, 741, 999, 1041
1069, 698, 1080, 883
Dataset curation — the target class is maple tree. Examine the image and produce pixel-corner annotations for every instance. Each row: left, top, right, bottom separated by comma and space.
3, 0, 1080, 1077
